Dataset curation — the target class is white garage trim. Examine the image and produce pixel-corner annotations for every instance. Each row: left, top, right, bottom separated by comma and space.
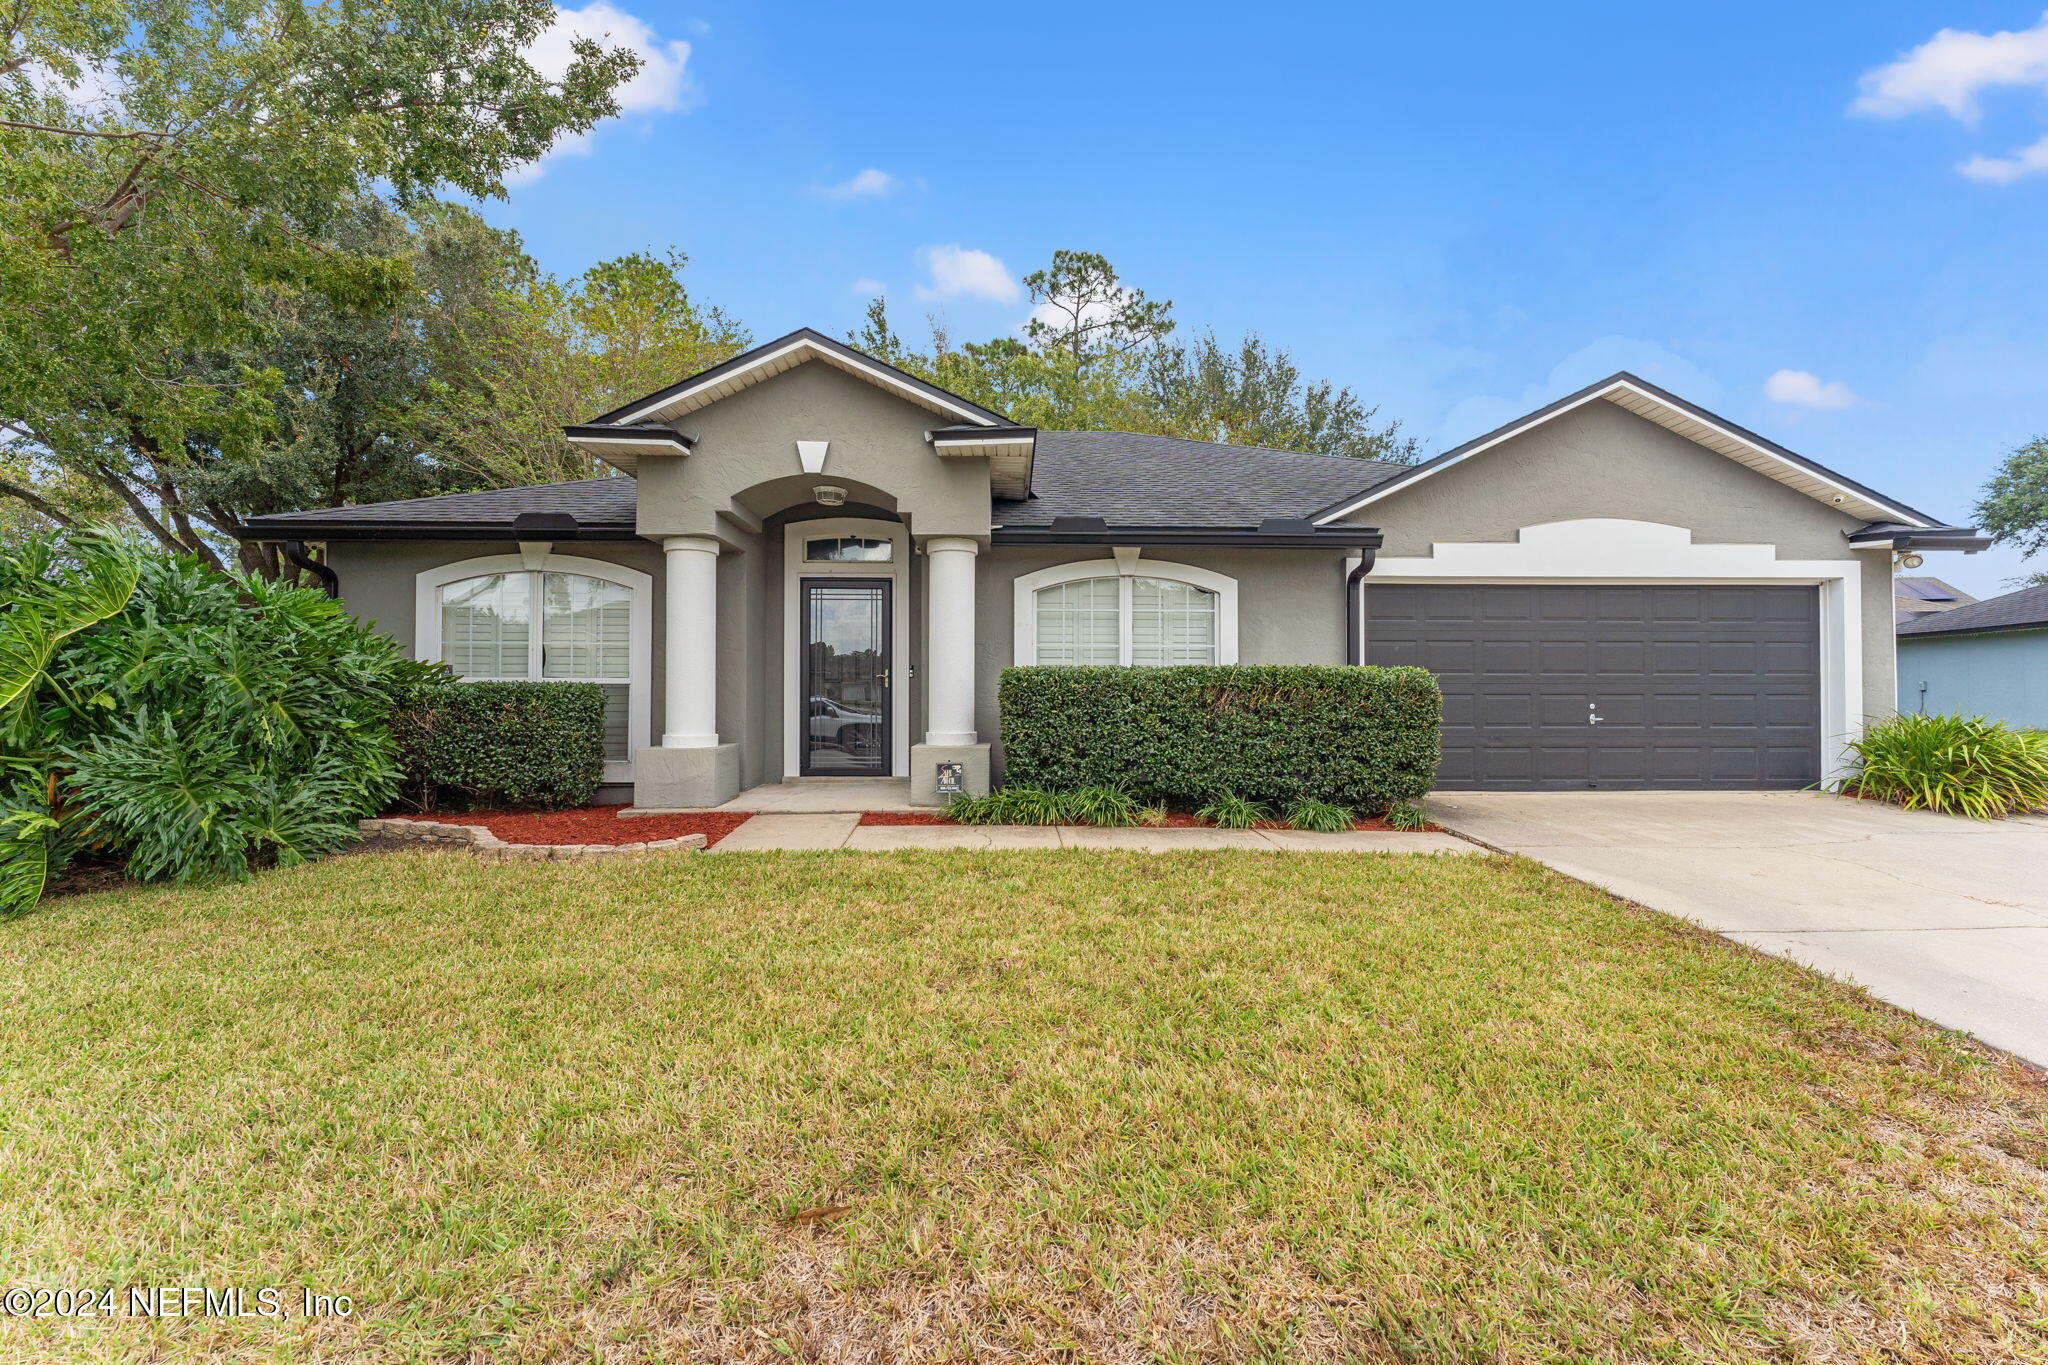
1362, 519, 1864, 782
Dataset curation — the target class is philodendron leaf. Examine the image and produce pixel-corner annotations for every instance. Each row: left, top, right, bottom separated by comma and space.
42, 534, 142, 640
0, 609, 59, 716
0, 809, 59, 920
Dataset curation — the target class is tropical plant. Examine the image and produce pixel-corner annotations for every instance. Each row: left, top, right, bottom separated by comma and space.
0, 531, 443, 915
1283, 797, 1354, 832
1196, 793, 1271, 829
1834, 712, 2048, 820
1381, 802, 1428, 832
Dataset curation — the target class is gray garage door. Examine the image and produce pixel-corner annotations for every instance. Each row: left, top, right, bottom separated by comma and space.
1363, 584, 1821, 790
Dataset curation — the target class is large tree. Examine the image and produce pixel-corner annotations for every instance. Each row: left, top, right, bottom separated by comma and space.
0, 0, 643, 567
1976, 436, 2048, 585
852, 252, 1420, 463
415, 249, 751, 489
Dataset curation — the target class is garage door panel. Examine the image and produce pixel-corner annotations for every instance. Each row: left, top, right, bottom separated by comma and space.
1364, 583, 1820, 790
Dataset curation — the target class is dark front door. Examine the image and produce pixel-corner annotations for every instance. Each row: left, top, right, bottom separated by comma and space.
1364, 583, 1822, 790
801, 578, 892, 776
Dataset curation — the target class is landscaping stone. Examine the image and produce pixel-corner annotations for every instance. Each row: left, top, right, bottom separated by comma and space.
359, 818, 707, 858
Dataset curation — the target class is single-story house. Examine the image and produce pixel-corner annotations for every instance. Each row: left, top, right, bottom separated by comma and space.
238, 328, 1987, 807
1897, 583, 2048, 729
1894, 575, 1977, 627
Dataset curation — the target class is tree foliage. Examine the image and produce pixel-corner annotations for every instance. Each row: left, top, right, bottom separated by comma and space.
0, 530, 444, 915
851, 252, 1419, 463
0, 0, 644, 564
1975, 436, 2048, 581
414, 249, 751, 488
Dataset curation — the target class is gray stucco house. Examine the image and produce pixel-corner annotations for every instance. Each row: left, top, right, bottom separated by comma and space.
1897, 583, 2048, 729
238, 328, 1986, 807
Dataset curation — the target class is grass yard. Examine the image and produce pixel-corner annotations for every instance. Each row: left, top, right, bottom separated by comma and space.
1, 849, 2044, 1363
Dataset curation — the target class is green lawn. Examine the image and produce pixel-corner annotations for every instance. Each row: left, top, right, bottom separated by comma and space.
1, 848, 2044, 1363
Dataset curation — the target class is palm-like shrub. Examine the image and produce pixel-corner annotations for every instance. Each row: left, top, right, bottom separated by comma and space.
1835, 712, 2048, 820
1196, 793, 1270, 829
0, 533, 443, 914
1282, 797, 1354, 832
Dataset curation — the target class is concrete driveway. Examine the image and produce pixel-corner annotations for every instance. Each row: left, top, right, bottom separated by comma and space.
1421, 791, 2048, 1067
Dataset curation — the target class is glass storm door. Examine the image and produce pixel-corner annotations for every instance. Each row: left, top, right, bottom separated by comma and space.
801, 578, 892, 776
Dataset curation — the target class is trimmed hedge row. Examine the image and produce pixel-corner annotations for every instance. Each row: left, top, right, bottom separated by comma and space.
391, 681, 608, 812
998, 665, 1442, 811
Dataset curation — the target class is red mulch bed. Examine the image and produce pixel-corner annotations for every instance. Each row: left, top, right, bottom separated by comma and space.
856, 810, 1438, 832
386, 804, 753, 848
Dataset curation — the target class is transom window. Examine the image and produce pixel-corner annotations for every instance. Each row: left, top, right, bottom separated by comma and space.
1034, 575, 1219, 666
439, 571, 632, 759
805, 535, 892, 563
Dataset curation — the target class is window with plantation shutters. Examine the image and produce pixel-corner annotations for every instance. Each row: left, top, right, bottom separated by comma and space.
438, 570, 636, 760
1031, 574, 1219, 667
1034, 577, 1122, 665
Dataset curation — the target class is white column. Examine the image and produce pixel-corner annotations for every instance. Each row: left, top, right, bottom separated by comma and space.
661, 535, 721, 748
924, 536, 980, 746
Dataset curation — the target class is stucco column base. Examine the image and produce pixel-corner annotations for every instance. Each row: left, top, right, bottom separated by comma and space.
633, 744, 740, 809
909, 743, 991, 807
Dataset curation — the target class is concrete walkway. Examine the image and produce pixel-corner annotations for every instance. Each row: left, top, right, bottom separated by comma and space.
1422, 790, 2048, 1067
711, 814, 1474, 855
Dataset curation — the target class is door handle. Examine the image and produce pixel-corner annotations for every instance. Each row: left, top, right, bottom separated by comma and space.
1588, 702, 1603, 726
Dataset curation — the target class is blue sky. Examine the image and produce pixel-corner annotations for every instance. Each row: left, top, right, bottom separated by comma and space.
489, 2, 2048, 596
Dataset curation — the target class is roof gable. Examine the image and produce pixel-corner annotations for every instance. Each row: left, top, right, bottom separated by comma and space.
1313, 372, 1941, 529
588, 328, 1012, 430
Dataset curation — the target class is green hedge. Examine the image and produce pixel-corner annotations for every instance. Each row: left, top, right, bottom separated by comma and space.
391, 681, 608, 812
998, 665, 1442, 811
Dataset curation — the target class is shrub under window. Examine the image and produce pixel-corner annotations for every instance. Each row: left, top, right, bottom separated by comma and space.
998, 664, 1442, 811
392, 681, 608, 812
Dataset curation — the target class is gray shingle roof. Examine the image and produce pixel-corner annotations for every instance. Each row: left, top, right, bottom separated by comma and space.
1897, 582, 2048, 638
994, 431, 1403, 528
239, 436, 1401, 537
240, 477, 636, 531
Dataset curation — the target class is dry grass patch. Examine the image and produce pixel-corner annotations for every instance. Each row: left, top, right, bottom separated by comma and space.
0, 849, 2043, 1363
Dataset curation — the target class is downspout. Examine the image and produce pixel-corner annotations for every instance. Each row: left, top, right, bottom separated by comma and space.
281, 540, 339, 599
1344, 550, 1377, 665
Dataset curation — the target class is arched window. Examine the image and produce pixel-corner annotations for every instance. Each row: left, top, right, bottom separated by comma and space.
416, 554, 651, 780
1014, 560, 1238, 666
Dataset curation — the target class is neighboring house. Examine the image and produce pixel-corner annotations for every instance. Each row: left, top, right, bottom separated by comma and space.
1894, 575, 1977, 627
1897, 583, 2048, 728
238, 328, 1986, 806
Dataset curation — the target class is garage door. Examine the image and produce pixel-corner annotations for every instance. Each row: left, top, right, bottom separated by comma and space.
1363, 584, 1821, 790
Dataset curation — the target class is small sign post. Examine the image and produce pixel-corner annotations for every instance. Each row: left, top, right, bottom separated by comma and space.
935, 762, 964, 796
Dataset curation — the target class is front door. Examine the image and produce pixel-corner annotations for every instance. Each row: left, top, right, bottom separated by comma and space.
800, 578, 892, 776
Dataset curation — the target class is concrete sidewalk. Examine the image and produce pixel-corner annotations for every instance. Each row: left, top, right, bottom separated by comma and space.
711, 814, 1475, 854
1422, 790, 2048, 1067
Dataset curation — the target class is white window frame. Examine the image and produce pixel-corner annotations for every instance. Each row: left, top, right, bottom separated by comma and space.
782, 517, 911, 777
1012, 555, 1238, 665
415, 551, 653, 785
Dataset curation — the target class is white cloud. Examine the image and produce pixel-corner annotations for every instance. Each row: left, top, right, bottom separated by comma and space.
813, 168, 899, 200
509, 2, 696, 186
1763, 369, 1859, 410
913, 245, 1019, 304
1959, 132, 2048, 181
850, 277, 886, 295
1853, 13, 2048, 121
